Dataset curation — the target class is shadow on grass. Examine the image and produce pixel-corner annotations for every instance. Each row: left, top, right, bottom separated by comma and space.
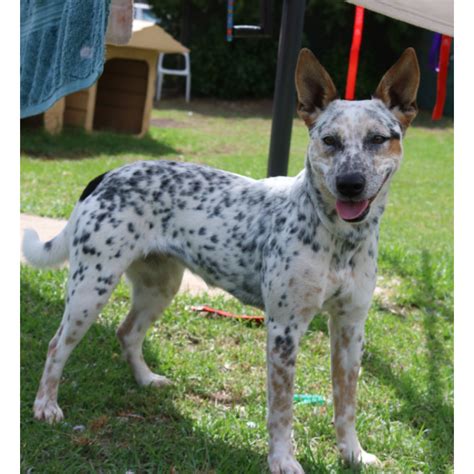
20, 126, 177, 160
304, 249, 453, 471
368, 249, 453, 471
363, 344, 453, 472
20, 274, 267, 473
380, 248, 453, 322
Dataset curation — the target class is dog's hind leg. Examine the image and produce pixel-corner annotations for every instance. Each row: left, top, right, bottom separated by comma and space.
117, 255, 184, 388
34, 265, 122, 423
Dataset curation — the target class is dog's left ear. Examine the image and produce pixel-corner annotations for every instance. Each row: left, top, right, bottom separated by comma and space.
373, 48, 420, 129
295, 48, 338, 127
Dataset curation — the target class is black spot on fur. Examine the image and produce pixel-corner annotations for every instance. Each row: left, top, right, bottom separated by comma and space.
79, 172, 108, 201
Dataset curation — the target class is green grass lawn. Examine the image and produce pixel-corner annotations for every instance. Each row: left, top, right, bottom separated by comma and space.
20, 100, 453, 472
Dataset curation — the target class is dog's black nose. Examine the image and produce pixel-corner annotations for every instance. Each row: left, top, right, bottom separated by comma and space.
336, 173, 366, 198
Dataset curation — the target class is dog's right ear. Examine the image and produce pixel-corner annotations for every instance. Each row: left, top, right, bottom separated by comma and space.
295, 48, 338, 127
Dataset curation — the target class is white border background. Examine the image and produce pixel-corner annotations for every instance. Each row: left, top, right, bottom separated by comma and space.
11, 1, 465, 471
5, 1, 19, 471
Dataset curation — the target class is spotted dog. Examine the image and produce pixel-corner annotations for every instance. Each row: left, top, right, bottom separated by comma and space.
23, 48, 419, 472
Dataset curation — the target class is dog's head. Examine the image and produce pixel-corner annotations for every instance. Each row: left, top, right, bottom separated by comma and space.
296, 48, 420, 224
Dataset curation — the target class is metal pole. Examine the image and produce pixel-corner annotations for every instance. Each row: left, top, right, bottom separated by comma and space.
267, 0, 306, 177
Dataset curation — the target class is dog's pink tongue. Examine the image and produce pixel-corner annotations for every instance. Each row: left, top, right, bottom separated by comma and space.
336, 200, 369, 220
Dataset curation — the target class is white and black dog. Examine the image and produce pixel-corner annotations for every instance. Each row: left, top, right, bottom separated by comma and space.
23, 48, 419, 472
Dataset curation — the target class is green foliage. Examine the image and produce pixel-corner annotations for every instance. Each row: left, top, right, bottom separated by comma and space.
150, 0, 279, 99
148, 0, 422, 99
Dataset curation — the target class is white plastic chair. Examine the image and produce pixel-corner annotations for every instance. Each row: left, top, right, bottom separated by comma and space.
156, 52, 191, 102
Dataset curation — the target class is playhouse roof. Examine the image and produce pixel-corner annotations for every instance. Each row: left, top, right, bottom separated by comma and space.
347, 0, 453, 36
115, 20, 189, 54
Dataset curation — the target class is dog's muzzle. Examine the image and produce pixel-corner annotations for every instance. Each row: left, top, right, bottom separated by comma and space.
335, 172, 390, 223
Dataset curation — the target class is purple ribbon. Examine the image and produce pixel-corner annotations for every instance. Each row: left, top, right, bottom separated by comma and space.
429, 33, 442, 72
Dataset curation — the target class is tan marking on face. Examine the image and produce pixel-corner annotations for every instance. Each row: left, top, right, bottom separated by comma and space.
392, 109, 412, 130
388, 137, 401, 155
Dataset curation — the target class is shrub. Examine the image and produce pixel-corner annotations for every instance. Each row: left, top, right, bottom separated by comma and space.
149, 0, 421, 99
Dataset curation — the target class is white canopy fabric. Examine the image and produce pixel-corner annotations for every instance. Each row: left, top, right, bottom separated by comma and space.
108, 20, 189, 53
346, 0, 453, 36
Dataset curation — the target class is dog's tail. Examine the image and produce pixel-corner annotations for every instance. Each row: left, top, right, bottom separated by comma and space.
22, 225, 69, 269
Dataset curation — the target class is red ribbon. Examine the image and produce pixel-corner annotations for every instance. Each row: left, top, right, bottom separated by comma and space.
432, 35, 452, 120
345, 6, 365, 100
190, 305, 264, 324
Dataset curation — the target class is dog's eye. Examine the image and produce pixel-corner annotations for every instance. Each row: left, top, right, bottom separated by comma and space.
322, 136, 337, 146
371, 135, 387, 145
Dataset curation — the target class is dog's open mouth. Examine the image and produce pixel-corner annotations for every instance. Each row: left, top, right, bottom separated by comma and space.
336, 199, 370, 222
335, 173, 390, 223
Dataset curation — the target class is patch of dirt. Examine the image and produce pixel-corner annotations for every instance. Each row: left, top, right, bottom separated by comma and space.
188, 389, 245, 406
373, 276, 409, 316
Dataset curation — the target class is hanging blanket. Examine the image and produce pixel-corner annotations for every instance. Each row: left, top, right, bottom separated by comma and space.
20, 0, 111, 118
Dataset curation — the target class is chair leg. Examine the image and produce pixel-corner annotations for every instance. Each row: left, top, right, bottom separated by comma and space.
156, 72, 164, 101
185, 74, 191, 103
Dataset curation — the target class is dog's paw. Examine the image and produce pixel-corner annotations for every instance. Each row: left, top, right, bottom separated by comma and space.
358, 450, 382, 467
268, 455, 305, 474
140, 373, 173, 388
342, 448, 382, 468
33, 398, 64, 423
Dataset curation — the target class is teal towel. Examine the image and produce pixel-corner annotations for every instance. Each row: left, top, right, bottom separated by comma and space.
21, 0, 111, 119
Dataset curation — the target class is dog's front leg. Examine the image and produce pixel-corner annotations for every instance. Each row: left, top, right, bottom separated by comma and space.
266, 318, 309, 474
329, 312, 381, 467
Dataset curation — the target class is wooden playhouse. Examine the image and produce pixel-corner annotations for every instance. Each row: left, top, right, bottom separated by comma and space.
25, 21, 188, 136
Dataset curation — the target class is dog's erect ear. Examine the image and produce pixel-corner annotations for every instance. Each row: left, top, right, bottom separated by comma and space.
295, 48, 338, 127
373, 48, 420, 129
